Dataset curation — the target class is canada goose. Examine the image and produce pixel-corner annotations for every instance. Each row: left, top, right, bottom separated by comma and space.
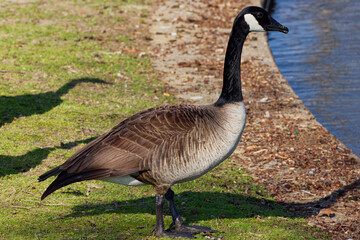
39, 6, 288, 238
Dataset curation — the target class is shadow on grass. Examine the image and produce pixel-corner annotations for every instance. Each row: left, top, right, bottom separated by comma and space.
67, 191, 289, 223
0, 136, 97, 177
279, 178, 360, 218
0, 78, 108, 128
66, 178, 359, 223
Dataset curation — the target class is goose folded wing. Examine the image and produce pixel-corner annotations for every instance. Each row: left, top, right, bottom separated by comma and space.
40, 105, 206, 200
58, 104, 202, 175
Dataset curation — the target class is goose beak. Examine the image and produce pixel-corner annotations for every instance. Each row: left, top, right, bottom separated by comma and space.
267, 17, 289, 34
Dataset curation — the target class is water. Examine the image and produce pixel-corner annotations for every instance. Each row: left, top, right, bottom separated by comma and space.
268, 0, 360, 156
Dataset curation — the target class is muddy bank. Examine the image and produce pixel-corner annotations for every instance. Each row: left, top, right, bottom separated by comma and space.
148, 0, 359, 239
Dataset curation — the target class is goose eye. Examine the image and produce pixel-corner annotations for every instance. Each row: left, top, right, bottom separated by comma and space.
256, 12, 264, 18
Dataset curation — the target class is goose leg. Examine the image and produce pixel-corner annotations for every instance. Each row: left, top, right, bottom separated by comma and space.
154, 194, 194, 239
154, 194, 165, 236
165, 188, 183, 230
165, 188, 217, 235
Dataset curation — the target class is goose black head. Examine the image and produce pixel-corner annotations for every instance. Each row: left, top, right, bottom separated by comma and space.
241, 6, 289, 34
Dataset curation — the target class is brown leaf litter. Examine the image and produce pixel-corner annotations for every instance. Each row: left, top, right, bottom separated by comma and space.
132, 0, 360, 239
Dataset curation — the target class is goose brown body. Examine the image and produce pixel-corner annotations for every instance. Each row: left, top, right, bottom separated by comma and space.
112, 101, 245, 187
41, 101, 245, 199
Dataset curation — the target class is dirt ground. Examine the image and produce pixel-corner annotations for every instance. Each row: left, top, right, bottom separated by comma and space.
134, 0, 360, 239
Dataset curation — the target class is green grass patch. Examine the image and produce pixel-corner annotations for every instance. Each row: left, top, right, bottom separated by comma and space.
0, 0, 327, 239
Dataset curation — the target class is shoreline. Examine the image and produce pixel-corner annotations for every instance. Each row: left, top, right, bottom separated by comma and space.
149, 0, 359, 238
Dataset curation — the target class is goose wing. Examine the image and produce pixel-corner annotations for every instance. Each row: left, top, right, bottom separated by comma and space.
61, 104, 202, 172
40, 104, 204, 199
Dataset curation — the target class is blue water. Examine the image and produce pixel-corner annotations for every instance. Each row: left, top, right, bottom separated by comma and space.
268, 0, 360, 156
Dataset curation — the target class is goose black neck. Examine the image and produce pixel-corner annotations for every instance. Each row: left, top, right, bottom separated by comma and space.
215, 17, 249, 106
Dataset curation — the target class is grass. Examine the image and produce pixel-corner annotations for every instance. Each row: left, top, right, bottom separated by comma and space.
0, 0, 327, 239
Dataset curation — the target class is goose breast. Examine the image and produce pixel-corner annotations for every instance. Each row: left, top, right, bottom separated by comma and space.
147, 101, 246, 185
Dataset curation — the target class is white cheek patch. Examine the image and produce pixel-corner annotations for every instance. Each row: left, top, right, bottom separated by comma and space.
244, 14, 265, 32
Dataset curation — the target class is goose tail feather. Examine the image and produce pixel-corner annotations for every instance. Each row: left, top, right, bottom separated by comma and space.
40, 168, 140, 200
38, 166, 62, 182
40, 169, 113, 200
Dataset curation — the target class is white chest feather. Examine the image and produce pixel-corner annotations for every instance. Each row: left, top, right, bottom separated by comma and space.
210, 102, 246, 164
173, 101, 246, 183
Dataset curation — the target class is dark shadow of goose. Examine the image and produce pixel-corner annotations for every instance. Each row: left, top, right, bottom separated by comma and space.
66, 191, 289, 222
64, 179, 359, 222
0, 78, 108, 128
0, 136, 97, 177
278, 178, 360, 218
